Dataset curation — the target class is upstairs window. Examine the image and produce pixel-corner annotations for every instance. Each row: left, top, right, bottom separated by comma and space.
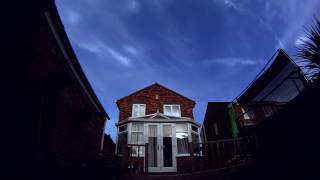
164, 104, 181, 117
132, 104, 146, 117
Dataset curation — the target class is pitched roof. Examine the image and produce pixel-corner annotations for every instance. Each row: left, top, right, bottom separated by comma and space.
236, 49, 307, 104
116, 83, 195, 105
47, 3, 109, 119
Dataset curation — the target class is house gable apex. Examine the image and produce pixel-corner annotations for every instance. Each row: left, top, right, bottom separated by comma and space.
116, 83, 195, 107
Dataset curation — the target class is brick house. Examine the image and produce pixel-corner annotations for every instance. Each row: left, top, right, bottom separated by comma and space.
115, 83, 200, 173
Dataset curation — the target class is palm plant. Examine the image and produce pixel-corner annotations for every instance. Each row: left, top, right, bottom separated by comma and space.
297, 17, 320, 82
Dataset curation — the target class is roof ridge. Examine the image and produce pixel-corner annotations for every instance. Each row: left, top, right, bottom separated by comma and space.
116, 83, 195, 105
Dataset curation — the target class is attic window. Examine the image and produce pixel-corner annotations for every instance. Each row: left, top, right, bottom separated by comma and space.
155, 94, 159, 99
132, 104, 146, 117
164, 104, 181, 117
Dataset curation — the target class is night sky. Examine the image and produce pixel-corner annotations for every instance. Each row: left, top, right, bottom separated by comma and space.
56, 0, 320, 140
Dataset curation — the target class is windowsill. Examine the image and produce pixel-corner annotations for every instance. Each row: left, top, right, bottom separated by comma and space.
176, 153, 202, 157
176, 153, 190, 157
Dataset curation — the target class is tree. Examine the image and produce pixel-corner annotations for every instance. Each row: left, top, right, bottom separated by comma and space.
297, 17, 320, 82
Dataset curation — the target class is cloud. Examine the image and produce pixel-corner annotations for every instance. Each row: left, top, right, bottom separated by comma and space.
220, 0, 245, 13
78, 41, 132, 67
65, 10, 81, 25
123, 45, 138, 55
129, 0, 140, 13
204, 57, 263, 66
78, 41, 101, 53
105, 47, 132, 67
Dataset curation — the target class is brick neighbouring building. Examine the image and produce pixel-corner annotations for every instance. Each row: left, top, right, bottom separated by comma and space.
3, 1, 113, 179
201, 102, 233, 142
115, 83, 201, 174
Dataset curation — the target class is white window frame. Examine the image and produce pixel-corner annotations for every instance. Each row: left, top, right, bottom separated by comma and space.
163, 104, 181, 117
129, 122, 145, 157
176, 123, 190, 157
116, 124, 128, 156
132, 104, 146, 118
190, 124, 200, 156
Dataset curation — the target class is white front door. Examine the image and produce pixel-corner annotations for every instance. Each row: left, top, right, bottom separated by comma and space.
147, 123, 177, 172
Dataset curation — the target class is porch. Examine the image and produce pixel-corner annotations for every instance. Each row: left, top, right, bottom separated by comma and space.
120, 136, 258, 178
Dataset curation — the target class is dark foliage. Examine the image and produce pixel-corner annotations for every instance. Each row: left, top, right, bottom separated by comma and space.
297, 17, 320, 81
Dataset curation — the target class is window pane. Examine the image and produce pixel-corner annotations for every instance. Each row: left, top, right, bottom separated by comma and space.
132, 104, 146, 117
139, 104, 146, 116
133, 104, 139, 117
192, 133, 199, 144
176, 123, 189, 155
149, 125, 157, 137
148, 125, 158, 161
131, 132, 144, 156
132, 123, 144, 131
148, 137, 157, 166
163, 125, 172, 137
164, 105, 171, 115
176, 132, 189, 154
117, 133, 127, 155
176, 124, 188, 132
172, 105, 181, 117
131, 132, 143, 144
192, 133, 200, 154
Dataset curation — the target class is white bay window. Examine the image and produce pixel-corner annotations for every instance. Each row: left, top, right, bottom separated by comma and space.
191, 125, 200, 154
130, 123, 144, 156
176, 124, 189, 155
117, 124, 128, 155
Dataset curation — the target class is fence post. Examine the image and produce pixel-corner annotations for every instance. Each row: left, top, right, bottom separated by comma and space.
122, 145, 129, 175
189, 142, 194, 172
145, 143, 148, 174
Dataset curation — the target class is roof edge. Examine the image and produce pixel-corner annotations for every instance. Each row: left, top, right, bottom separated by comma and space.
47, 3, 110, 119
116, 83, 196, 106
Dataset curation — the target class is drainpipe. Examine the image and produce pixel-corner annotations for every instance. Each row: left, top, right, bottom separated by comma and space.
99, 118, 107, 154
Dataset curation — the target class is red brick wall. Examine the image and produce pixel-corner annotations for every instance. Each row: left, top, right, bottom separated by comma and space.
177, 156, 192, 173
176, 156, 204, 173
117, 84, 195, 122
